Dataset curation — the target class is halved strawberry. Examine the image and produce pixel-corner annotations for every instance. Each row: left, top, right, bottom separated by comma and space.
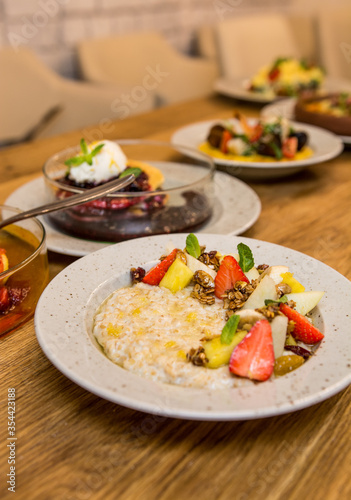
229, 319, 274, 381
280, 303, 324, 344
142, 248, 178, 286
282, 137, 298, 159
214, 255, 249, 299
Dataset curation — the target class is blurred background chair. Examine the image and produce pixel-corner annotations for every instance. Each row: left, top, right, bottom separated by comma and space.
197, 13, 317, 80
0, 47, 154, 146
316, 7, 351, 81
77, 31, 219, 107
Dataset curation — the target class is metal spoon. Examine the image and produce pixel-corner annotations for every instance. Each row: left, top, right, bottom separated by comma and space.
0, 174, 135, 230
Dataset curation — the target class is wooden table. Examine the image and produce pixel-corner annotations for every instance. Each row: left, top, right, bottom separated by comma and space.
1, 95, 350, 500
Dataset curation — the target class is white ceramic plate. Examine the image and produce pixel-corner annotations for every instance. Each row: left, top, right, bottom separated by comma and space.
171, 120, 343, 179
214, 77, 276, 103
34, 233, 351, 421
214, 76, 351, 106
5, 175, 261, 257
261, 98, 351, 145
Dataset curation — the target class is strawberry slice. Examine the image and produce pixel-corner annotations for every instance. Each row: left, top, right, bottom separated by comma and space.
142, 248, 178, 286
229, 319, 274, 381
214, 255, 249, 299
280, 303, 324, 344
282, 137, 298, 159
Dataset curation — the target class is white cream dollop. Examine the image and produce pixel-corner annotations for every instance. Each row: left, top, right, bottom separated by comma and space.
68, 140, 127, 184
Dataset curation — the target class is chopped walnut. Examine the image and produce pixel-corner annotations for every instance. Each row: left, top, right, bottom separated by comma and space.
186, 346, 208, 366
130, 267, 145, 284
257, 264, 269, 274
276, 282, 292, 297
194, 270, 215, 289
176, 249, 187, 265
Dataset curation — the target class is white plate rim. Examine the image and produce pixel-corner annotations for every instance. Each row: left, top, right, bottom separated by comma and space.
171, 119, 343, 170
261, 97, 351, 145
5, 175, 261, 257
214, 77, 277, 103
34, 233, 351, 421
214, 75, 351, 106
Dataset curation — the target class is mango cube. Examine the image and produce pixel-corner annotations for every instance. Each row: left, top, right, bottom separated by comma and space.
159, 258, 194, 293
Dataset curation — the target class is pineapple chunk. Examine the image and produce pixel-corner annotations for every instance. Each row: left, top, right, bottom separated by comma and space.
204, 330, 247, 368
159, 258, 194, 293
280, 272, 305, 293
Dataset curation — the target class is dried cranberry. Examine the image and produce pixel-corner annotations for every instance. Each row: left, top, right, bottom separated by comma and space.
284, 345, 311, 360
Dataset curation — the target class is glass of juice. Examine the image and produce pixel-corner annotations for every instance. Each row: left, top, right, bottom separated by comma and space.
0, 205, 49, 336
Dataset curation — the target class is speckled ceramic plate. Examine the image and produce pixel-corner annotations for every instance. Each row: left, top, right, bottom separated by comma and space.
5, 175, 261, 257
34, 233, 351, 420
172, 120, 343, 179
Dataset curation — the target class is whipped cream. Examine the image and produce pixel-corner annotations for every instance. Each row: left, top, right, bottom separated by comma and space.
68, 140, 127, 184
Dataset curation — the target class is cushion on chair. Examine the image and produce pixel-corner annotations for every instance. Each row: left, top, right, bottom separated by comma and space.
215, 13, 300, 80
78, 31, 218, 106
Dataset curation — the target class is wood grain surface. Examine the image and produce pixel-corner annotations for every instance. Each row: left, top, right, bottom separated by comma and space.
0, 94, 350, 500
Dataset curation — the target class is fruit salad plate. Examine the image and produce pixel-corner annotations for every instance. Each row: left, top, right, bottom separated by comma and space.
214, 75, 351, 105
5, 174, 261, 257
214, 77, 277, 103
34, 233, 351, 421
172, 120, 343, 179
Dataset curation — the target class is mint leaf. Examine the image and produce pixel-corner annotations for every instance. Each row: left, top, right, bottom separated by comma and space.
237, 243, 254, 272
64, 156, 86, 167
91, 143, 105, 157
119, 167, 142, 179
221, 314, 240, 345
270, 141, 283, 160
80, 138, 89, 155
265, 296, 288, 306
186, 233, 201, 258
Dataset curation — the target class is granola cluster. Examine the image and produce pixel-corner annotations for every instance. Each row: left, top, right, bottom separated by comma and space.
222, 280, 258, 319
186, 346, 208, 366
198, 250, 220, 271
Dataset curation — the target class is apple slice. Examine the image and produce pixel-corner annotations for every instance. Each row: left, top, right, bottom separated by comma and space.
260, 265, 289, 285
285, 291, 325, 316
185, 253, 217, 280
242, 275, 278, 310
270, 314, 288, 359
235, 309, 265, 327
245, 266, 260, 281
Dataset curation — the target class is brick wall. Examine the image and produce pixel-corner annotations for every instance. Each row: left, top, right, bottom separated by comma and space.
0, 0, 292, 78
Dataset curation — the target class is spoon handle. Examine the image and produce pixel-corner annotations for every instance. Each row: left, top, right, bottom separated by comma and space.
0, 174, 135, 230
